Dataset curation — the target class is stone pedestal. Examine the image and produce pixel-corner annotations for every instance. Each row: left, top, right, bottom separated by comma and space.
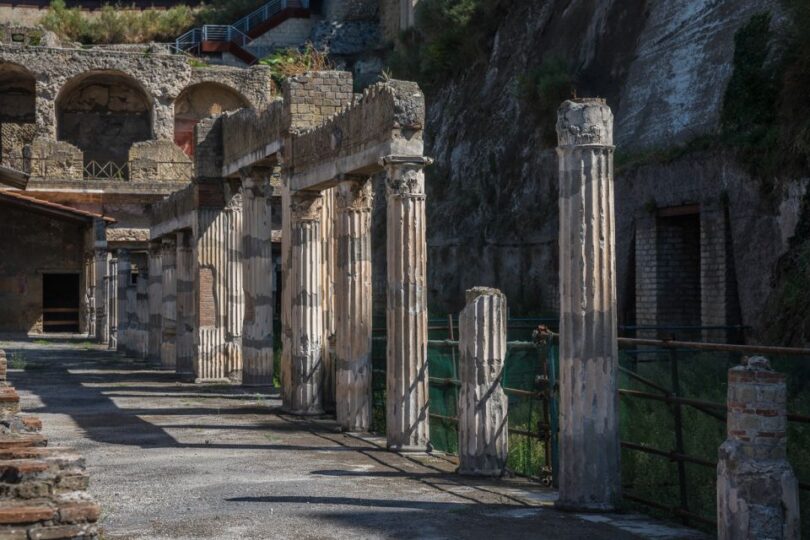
283, 191, 324, 415
175, 230, 195, 379
147, 243, 162, 363
458, 287, 508, 476
718, 357, 800, 540
383, 156, 431, 451
335, 178, 373, 432
241, 170, 276, 386
160, 237, 177, 371
555, 99, 621, 511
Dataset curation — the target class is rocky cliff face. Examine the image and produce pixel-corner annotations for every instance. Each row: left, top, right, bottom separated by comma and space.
420, 0, 807, 341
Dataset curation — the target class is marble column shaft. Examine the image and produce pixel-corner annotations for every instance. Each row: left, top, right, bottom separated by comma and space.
226, 196, 245, 377
458, 287, 508, 475
107, 258, 118, 350
94, 250, 108, 344
147, 243, 162, 363
335, 178, 373, 432
160, 237, 177, 371
176, 230, 195, 379
242, 172, 275, 386
284, 191, 324, 415
384, 156, 431, 451
555, 98, 621, 511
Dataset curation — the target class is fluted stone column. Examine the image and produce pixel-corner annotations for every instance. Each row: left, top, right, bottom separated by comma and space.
242, 169, 275, 386
280, 183, 293, 396
283, 191, 324, 415
176, 230, 195, 379
458, 287, 508, 475
383, 155, 431, 451
321, 187, 337, 411
160, 237, 177, 371
107, 258, 118, 350
116, 249, 131, 354
94, 249, 108, 344
718, 357, 800, 540
335, 178, 373, 432
226, 195, 245, 380
147, 243, 162, 363
555, 98, 621, 511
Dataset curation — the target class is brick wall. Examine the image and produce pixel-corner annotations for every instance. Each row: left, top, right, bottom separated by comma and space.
656, 213, 701, 327
248, 17, 315, 48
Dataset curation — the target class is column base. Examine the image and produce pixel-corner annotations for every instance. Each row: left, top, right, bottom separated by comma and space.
193, 377, 233, 385
387, 443, 432, 454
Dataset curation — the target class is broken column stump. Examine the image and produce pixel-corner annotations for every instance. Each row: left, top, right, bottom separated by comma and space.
555, 98, 621, 511
717, 356, 800, 540
458, 287, 508, 476
335, 177, 373, 432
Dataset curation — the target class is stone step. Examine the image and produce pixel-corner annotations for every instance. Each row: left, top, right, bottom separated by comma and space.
0, 387, 20, 414
1, 413, 43, 434
0, 433, 47, 450
0, 457, 89, 499
0, 492, 100, 527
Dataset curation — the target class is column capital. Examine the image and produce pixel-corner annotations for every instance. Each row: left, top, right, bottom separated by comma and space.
336, 177, 373, 213
290, 191, 323, 222
161, 236, 177, 248
382, 157, 431, 199
379, 155, 433, 168
556, 98, 614, 149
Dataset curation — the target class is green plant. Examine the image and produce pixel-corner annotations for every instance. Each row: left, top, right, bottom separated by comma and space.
518, 57, 577, 147
187, 57, 209, 68
9, 352, 26, 370
259, 43, 332, 90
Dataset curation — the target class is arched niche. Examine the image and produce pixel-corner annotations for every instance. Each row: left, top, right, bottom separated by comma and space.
56, 70, 152, 170
174, 82, 249, 156
0, 62, 36, 168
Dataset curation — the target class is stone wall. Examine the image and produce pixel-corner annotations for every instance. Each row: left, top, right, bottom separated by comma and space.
129, 140, 192, 183
248, 17, 315, 49
0, 204, 85, 333
323, 0, 378, 21
221, 103, 285, 175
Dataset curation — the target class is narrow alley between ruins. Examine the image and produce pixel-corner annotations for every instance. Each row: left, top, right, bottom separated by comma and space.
1, 337, 704, 540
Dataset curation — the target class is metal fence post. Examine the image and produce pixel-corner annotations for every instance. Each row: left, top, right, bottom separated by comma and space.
670, 347, 689, 523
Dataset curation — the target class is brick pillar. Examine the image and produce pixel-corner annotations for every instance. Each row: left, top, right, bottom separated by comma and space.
147, 242, 162, 363
283, 191, 324, 415
555, 99, 621, 511
116, 249, 131, 354
458, 287, 508, 475
718, 356, 800, 539
383, 155, 431, 452
335, 177, 373, 432
241, 168, 276, 386
176, 230, 195, 379
634, 212, 658, 336
160, 237, 177, 370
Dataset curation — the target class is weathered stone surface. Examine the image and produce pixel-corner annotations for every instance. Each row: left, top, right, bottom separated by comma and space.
175, 230, 195, 379
283, 191, 324, 415
717, 356, 800, 540
160, 237, 177, 371
335, 178, 373, 432
384, 156, 430, 451
458, 287, 508, 476
555, 99, 621, 511
147, 243, 162, 363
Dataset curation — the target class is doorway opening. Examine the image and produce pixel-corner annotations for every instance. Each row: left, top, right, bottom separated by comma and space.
656, 210, 701, 327
42, 273, 81, 333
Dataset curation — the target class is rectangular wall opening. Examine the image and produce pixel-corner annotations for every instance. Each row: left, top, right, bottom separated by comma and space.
42, 273, 80, 333
656, 211, 701, 328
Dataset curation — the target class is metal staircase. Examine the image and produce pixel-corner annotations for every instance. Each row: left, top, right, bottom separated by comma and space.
175, 0, 311, 65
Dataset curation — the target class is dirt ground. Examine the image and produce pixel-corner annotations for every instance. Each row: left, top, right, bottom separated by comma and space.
2, 337, 706, 539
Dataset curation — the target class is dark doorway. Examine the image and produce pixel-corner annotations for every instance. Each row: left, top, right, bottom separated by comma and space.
42, 273, 80, 333
656, 211, 701, 328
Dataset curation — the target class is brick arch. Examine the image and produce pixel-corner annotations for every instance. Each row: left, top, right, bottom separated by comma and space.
173, 82, 250, 157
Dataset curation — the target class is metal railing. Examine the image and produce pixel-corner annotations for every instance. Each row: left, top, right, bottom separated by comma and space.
84, 160, 129, 181
174, 0, 309, 54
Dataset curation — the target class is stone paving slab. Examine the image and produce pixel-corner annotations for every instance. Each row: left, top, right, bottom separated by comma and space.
1, 338, 707, 539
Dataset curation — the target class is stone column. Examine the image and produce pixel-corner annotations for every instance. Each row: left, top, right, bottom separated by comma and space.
241, 168, 275, 386
147, 243, 163, 363
94, 249, 108, 344
283, 191, 324, 415
383, 155, 431, 451
717, 357, 800, 540
176, 230, 195, 379
160, 237, 177, 371
458, 287, 508, 475
226, 194, 245, 380
107, 258, 118, 351
116, 249, 131, 354
555, 98, 621, 511
335, 177, 373, 432
321, 187, 337, 411
280, 182, 293, 399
